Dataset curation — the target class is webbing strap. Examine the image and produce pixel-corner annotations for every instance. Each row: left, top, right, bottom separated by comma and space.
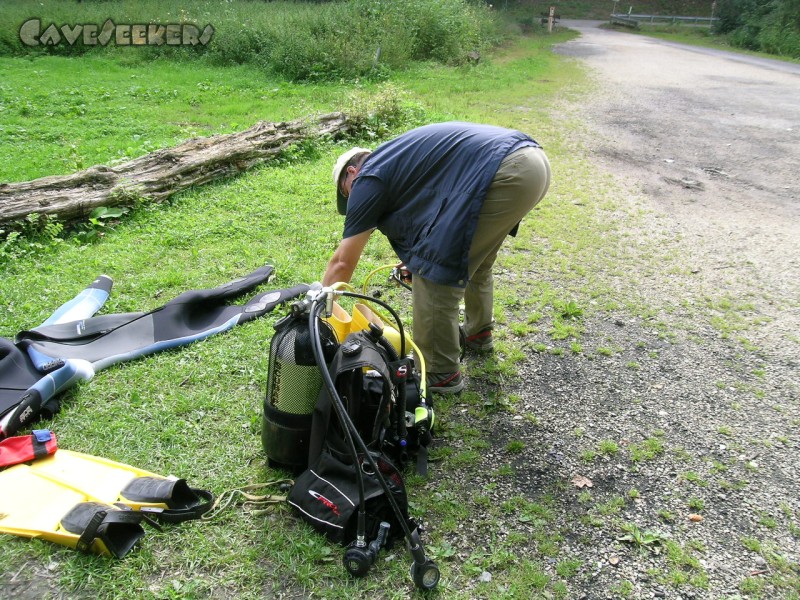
0, 429, 57, 469
75, 508, 153, 554
308, 331, 396, 464
137, 488, 215, 524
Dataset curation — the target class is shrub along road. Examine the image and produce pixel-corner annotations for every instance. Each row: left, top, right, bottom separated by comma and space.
440, 21, 799, 598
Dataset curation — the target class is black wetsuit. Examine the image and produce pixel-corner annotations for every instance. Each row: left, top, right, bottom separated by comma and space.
0, 265, 309, 439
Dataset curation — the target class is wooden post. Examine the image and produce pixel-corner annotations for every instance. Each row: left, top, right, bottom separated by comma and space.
548, 6, 555, 32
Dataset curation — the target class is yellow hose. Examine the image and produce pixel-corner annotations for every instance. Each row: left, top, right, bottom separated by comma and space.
361, 263, 398, 295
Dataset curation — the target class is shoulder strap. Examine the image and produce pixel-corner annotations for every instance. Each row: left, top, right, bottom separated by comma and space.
307, 332, 394, 465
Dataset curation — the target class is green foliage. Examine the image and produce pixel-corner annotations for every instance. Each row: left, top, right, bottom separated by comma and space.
688, 497, 705, 511
550, 318, 582, 340
505, 439, 526, 453
0, 0, 503, 81
556, 299, 584, 319
598, 439, 620, 456
343, 82, 427, 140
617, 522, 667, 553
629, 436, 665, 462
0, 214, 64, 266
73, 206, 130, 244
555, 557, 582, 578
714, 0, 800, 57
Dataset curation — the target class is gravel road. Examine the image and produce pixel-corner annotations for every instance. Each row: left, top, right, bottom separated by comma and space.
555, 21, 800, 317
436, 22, 800, 599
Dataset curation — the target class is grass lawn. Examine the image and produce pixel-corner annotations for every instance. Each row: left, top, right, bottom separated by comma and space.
0, 54, 353, 183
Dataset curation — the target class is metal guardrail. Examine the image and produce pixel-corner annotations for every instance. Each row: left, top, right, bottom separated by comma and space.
611, 13, 719, 26
610, 14, 640, 28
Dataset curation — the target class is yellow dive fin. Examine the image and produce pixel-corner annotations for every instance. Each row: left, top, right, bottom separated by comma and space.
0, 461, 148, 557
0, 450, 213, 557
27, 450, 213, 521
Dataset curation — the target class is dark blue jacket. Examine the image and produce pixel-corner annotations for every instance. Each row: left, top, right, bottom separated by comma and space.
343, 122, 538, 286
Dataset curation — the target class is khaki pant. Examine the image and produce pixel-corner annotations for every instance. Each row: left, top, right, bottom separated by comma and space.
412, 146, 551, 373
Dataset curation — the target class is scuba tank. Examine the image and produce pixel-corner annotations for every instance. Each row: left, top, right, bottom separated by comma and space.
261, 312, 338, 471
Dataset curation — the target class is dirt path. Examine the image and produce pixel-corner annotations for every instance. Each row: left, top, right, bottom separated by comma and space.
437, 23, 799, 599
555, 21, 800, 326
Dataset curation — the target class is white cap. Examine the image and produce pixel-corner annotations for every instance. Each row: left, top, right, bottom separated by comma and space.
332, 147, 371, 214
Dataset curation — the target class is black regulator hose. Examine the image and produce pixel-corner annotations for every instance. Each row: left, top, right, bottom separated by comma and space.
309, 299, 368, 546
309, 292, 439, 590
374, 327, 409, 449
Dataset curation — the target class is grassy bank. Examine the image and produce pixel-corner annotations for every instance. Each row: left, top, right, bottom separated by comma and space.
0, 0, 503, 80
623, 24, 800, 63
0, 55, 350, 184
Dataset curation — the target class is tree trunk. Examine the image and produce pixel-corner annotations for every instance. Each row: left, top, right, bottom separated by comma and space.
0, 112, 357, 226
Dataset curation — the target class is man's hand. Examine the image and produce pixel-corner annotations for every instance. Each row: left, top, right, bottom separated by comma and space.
322, 229, 373, 286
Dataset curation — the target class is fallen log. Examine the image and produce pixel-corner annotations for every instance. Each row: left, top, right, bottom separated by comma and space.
0, 111, 357, 226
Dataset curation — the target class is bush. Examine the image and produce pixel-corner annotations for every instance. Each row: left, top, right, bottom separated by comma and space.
713, 0, 800, 57
0, 0, 503, 81
713, 0, 752, 34
758, 20, 800, 56
367, 0, 488, 63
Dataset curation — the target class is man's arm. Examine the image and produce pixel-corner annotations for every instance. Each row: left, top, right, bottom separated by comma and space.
322, 229, 373, 286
